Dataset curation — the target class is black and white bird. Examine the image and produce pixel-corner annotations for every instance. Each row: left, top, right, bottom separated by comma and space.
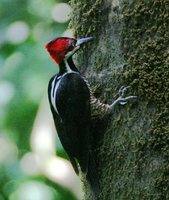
45, 37, 137, 198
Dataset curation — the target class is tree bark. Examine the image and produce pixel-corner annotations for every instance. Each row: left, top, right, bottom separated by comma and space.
70, 0, 169, 199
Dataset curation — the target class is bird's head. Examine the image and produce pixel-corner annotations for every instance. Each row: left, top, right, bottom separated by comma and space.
45, 37, 93, 64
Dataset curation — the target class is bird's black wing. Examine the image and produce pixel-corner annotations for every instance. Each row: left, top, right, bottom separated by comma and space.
48, 73, 91, 174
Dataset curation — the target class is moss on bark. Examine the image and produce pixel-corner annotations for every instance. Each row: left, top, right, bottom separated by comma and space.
70, 0, 169, 199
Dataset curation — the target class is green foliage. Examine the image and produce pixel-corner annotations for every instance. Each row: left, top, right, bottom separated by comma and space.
0, 0, 78, 199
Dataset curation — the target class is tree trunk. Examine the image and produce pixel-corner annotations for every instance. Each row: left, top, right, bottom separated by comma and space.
70, 0, 169, 199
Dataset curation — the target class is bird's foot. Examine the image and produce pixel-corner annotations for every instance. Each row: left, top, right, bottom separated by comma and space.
110, 86, 137, 110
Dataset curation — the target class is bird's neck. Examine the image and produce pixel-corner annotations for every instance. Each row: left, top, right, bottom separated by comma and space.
58, 57, 79, 75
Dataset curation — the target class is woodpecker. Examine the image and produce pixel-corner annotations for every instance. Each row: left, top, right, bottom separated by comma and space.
45, 37, 137, 198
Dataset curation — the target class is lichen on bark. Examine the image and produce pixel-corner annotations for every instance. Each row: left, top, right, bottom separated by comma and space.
70, 0, 169, 199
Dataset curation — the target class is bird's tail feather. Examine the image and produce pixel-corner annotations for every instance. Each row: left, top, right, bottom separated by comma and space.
86, 152, 100, 200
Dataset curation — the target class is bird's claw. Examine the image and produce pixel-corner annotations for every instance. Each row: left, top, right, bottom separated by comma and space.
118, 85, 131, 97
110, 86, 137, 110
119, 101, 127, 105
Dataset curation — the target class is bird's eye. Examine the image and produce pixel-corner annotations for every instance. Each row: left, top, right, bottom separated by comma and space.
68, 40, 76, 48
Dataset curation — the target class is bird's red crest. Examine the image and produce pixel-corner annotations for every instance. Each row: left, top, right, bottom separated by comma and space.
45, 37, 76, 64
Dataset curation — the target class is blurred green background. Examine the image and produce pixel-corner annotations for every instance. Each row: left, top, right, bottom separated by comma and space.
0, 0, 82, 199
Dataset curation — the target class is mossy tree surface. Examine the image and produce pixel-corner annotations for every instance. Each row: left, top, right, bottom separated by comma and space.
70, 0, 169, 199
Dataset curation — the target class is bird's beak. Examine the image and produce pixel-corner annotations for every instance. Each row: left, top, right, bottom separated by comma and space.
76, 37, 93, 46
